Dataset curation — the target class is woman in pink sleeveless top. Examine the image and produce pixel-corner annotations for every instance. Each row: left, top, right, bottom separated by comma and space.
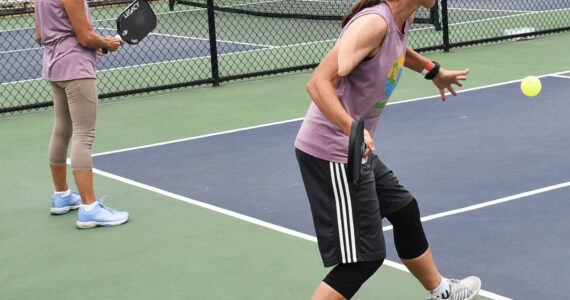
35, 0, 129, 228
296, 0, 481, 299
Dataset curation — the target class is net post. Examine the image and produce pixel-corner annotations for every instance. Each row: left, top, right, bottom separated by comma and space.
440, 0, 450, 52
207, 0, 220, 86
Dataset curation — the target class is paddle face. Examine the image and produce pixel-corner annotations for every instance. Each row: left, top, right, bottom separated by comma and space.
116, 0, 157, 45
347, 119, 367, 185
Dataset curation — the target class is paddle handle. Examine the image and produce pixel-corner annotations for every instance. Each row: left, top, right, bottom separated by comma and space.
102, 34, 122, 54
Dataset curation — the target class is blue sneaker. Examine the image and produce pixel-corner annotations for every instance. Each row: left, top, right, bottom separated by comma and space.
76, 198, 129, 229
51, 191, 81, 215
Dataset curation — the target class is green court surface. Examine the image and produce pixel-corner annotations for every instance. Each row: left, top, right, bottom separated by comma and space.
1, 32, 569, 299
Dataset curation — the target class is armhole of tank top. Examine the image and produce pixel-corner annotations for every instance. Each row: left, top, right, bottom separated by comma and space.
359, 12, 390, 63
404, 16, 412, 33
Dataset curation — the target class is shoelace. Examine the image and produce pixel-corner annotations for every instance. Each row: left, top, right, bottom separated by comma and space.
98, 196, 117, 214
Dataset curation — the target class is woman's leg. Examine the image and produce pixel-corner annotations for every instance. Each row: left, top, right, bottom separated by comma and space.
48, 82, 73, 192
63, 79, 98, 205
311, 282, 345, 300
312, 260, 383, 300
385, 199, 441, 290
400, 248, 442, 289
63, 79, 129, 228
373, 154, 480, 299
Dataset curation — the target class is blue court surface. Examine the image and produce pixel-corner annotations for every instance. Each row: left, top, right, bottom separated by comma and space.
92, 76, 570, 299
0, 28, 267, 83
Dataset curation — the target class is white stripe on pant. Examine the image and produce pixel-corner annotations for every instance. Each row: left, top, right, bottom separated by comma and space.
330, 162, 358, 264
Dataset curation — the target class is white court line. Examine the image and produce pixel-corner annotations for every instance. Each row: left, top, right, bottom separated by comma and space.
394, 72, 570, 105
0, 41, 277, 85
1, 34, 332, 85
381, 182, 570, 232
448, 7, 535, 13
0, 27, 34, 33
0, 77, 41, 86
0, 26, 275, 55
90, 166, 517, 300
410, 7, 570, 32
0, 46, 42, 55
147, 32, 275, 48
90, 70, 570, 156
448, 11, 534, 27
93, 25, 275, 48
551, 74, 570, 79
448, 7, 570, 28
93, 25, 274, 48
95, 45, 284, 75
92, 167, 318, 242
92, 117, 304, 157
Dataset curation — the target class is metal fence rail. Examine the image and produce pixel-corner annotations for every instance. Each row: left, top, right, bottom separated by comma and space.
1, 0, 569, 114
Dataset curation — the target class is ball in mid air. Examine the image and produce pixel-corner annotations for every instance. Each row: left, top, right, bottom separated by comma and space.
521, 76, 541, 97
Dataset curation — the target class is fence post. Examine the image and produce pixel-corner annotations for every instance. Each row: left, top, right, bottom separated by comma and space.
433, 0, 441, 31
206, 0, 220, 86
441, 0, 450, 51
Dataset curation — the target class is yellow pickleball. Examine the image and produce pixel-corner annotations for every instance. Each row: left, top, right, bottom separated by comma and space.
521, 76, 541, 97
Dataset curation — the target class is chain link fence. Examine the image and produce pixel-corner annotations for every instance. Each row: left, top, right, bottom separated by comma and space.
1, 0, 569, 114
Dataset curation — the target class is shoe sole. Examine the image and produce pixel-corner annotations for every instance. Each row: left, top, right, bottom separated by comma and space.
51, 205, 81, 215
76, 216, 129, 229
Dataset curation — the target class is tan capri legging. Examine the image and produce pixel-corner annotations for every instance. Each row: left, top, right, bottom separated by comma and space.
48, 79, 97, 170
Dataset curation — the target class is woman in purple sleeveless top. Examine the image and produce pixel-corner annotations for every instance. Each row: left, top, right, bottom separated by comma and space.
296, 0, 481, 299
35, 0, 129, 228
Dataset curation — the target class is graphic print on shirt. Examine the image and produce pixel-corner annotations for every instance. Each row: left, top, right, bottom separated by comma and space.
385, 54, 405, 98
374, 101, 386, 114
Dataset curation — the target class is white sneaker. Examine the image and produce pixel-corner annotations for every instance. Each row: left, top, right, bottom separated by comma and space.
427, 276, 481, 300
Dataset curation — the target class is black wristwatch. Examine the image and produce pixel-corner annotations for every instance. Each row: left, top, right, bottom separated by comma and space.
424, 61, 440, 80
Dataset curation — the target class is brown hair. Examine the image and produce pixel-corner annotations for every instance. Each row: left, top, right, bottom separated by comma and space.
341, 0, 384, 28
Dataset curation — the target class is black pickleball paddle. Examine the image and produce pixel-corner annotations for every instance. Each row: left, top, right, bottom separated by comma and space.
102, 0, 157, 54
347, 119, 367, 185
